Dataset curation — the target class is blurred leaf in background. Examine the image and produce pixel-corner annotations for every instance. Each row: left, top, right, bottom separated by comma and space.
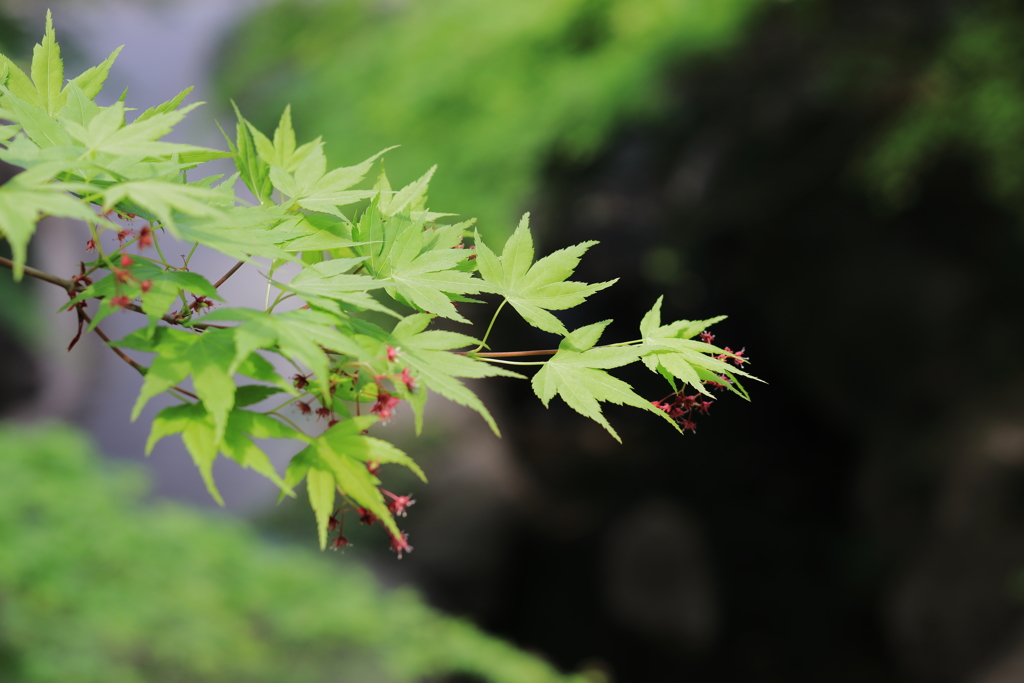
863, 1, 1024, 215
0, 423, 584, 683
217, 0, 767, 242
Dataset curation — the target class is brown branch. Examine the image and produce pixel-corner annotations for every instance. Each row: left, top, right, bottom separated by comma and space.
80, 310, 199, 400
0, 256, 227, 329
80, 310, 147, 376
0, 255, 80, 293
213, 259, 245, 288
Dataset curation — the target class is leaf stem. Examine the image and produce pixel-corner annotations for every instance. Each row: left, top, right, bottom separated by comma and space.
470, 298, 506, 353
478, 358, 548, 366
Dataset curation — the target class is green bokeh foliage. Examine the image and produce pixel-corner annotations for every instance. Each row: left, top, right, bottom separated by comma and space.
0, 423, 582, 683
218, 0, 766, 242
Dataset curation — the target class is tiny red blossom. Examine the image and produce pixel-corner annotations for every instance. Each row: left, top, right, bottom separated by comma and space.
112, 268, 132, 283
328, 513, 341, 532
116, 229, 133, 244
137, 225, 154, 250
315, 406, 332, 421
389, 531, 413, 559
366, 461, 381, 475
385, 490, 415, 517
699, 331, 715, 344
371, 390, 401, 423
296, 401, 312, 416
399, 367, 416, 392
140, 279, 152, 293
110, 295, 131, 309
386, 345, 399, 362
120, 254, 133, 267
330, 535, 351, 551
357, 508, 377, 526
292, 373, 311, 390
85, 238, 96, 252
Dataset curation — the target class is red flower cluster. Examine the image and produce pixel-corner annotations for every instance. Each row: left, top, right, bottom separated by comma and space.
652, 392, 714, 433
371, 389, 401, 422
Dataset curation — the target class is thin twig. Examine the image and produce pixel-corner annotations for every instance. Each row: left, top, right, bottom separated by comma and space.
0, 256, 79, 292
80, 310, 147, 376
80, 310, 199, 400
213, 259, 245, 289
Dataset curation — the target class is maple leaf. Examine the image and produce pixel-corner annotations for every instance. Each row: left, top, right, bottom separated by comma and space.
637, 296, 757, 399
353, 196, 484, 322
352, 313, 523, 435
284, 415, 425, 549
199, 307, 369, 401
474, 214, 615, 335
530, 320, 676, 442
147, 402, 302, 505
115, 326, 292, 446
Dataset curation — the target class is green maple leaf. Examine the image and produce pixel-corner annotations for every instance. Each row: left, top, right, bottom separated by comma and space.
637, 296, 757, 399
354, 198, 483, 322
146, 402, 302, 505
65, 258, 223, 332
284, 415, 425, 549
0, 165, 98, 279
118, 327, 290, 447
199, 307, 369, 401
531, 320, 675, 442
475, 213, 615, 335
266, 137, 386, 215
279, 256, 398, 317
354, 313, 523, 435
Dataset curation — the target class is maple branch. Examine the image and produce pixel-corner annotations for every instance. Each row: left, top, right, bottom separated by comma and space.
80, 310, 146, 376
0, 256, 80, 292
0, 256, 228, 330
213, 259, 245, 289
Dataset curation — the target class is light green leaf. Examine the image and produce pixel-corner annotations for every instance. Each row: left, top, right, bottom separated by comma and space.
31, 11, 63, 116
0, 171, 99, 279
475, 214, 615, 335
530, 321, 672, 442
66, 45, 122, 101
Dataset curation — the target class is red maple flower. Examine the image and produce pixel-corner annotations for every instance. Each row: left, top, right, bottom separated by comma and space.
119, 254, 133, 267
384, 490, 415, 517
189, 295, 213, 312
291, 373, 311, 390
328, 513, 341, 532
137, 225, 154, 250
296, 400, 312, 416
110, 295, 131, 309
357, 507, 377, 526
315, 406, 332, 421
398, 367, 416, 392
699, 331, 715, 344
116, 229, 134, 244
331, 535, 351, 551
371, 390, 401, 423
386, 345, 399, 362
140, 279, 152, 293
389, 531, 413, 559
85, 238, 96, 252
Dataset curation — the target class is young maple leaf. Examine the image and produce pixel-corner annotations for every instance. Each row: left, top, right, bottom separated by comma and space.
530, 320, 677, 442
146, 403, 301, 505
474, 214, 615, 335
637, 297, 760, 400
283, 415, 426, 549
351, 313, 524, 435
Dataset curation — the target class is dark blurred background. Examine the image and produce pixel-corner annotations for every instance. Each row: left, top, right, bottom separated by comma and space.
6, 0, 1024, 681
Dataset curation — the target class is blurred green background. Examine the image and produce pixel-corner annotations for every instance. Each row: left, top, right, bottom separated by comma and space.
8, 0, 1024, 680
